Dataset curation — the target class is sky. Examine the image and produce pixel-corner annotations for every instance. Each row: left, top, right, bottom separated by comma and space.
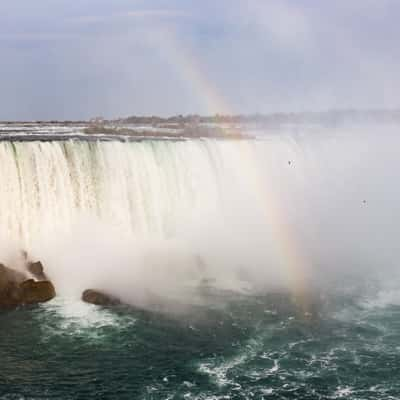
1, 0, 400, 120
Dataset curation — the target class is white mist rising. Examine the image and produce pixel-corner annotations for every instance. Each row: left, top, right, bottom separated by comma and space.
0, 127, 399, 310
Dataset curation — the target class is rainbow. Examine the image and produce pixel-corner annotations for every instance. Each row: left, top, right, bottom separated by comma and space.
156, 29, 311, 310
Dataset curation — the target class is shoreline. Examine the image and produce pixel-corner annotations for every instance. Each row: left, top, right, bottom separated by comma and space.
0, 122, 253, 141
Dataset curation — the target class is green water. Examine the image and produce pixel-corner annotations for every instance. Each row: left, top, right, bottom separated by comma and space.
1, 285, 400, 400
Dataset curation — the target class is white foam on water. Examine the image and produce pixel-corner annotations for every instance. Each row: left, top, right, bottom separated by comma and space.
361, 288, 400, 309
333, 386, 354, 398
198, 331, 269, 387
39, 297, 135, 338
0, 129, 399, 311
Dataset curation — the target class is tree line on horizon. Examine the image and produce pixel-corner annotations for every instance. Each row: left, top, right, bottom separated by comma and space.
116, 109, 400, 126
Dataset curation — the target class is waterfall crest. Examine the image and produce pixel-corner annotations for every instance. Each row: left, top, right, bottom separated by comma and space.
0, 131, 399, 303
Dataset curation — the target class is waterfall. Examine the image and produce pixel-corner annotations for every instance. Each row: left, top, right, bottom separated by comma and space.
0, 139, 229, 244
0, 130, 399, 304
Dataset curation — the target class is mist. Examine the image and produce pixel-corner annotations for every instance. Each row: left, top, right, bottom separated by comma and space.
2, 3, 400, 399
0, 126, 399, 312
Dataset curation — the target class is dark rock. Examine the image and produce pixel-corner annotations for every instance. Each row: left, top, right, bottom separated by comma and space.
21, 250, 28, 261
20, 279, 56, 304
0, 263, 26, 287
82, 289, 121, 306
0, 282, 23, 308
0, 263, 55, 309
0, 264, 25, 308
27, 261, 47, 281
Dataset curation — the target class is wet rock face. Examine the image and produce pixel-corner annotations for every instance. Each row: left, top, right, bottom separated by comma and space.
0, 264, 26, 286
0, 264, 25, 308
27, 261, 47, 281
20, 279, 56, 304
0, 283, 23, 309
82, 289, 121, 306
0, 261, 56, 309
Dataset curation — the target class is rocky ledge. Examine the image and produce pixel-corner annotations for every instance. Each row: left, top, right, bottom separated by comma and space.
82, 289, 121, 306
0, 252, 123, 310
0, 257, 56, 310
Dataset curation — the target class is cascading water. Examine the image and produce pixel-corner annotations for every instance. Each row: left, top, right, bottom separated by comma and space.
2, 128, 400, 399
0, 130, 399, 304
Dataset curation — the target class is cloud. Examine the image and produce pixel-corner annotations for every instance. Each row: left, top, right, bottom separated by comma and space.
1, 0, 400, 119
125, 10, 190, 18
69, 9, 190, 24
241, 1, 312, 49
0, 32, 77, 41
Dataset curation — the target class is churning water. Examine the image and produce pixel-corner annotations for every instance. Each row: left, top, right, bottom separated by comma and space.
1, 126, 400, 399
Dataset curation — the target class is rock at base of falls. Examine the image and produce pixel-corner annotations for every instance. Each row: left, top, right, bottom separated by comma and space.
0, 264, 26, 286
27, 261, 48, 281
20, 279, 56, 304
82, 289, 121, 306
0, 262, 56, 309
